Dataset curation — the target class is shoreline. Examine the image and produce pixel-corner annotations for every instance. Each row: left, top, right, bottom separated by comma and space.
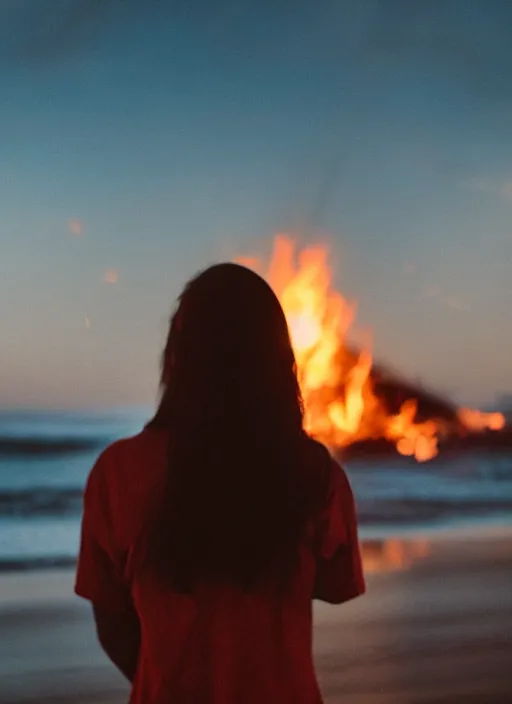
1, 526, 511, 703
1, 518, 511, 581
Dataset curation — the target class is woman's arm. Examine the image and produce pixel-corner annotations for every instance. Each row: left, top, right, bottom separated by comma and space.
93, 602, 141, 683
314, 544, 365, 604
76, 446, 141, 682
313, 462, 365, 604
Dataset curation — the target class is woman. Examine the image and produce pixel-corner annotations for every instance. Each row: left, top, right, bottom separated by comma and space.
75, 262, 365, 703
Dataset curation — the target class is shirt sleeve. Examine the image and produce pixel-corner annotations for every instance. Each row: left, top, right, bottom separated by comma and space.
313, 460, 366, 604
75, 447, 133, 611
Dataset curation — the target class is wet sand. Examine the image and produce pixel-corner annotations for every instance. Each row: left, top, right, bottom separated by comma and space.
1, 528, 511, 704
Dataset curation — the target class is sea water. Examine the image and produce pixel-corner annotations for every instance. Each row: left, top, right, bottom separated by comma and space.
1, 408, 511, 571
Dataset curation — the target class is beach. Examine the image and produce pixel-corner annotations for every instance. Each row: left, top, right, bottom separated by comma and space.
1, 528, 511, 704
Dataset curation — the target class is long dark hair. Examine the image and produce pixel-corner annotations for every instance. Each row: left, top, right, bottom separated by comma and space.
146, 262, 329, 592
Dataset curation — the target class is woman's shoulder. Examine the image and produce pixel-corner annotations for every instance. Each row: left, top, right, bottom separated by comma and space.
302, 436, 348, 499
83, 428, 170, 553
87, 427, 169, 491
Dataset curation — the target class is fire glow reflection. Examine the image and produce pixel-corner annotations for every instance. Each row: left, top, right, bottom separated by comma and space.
361, 538, 431, 574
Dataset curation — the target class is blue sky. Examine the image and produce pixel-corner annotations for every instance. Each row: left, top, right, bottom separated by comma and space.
1, 0, 511, 409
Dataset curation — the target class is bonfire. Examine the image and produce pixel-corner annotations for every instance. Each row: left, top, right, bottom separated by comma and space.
237, 236, 505, 462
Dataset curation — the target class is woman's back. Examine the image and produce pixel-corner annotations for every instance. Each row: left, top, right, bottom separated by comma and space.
75, 261, 365, 702
76, 427, 364, 703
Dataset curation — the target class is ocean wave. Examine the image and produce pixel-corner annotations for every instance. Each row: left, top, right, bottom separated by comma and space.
0, 487, 83, 517
0, 555, 77, 573
1, 484, 512, 524
357, 496, 512, 525
0, 435, 105, 457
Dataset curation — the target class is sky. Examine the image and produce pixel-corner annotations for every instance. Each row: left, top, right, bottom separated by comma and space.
0, 0, 511, 410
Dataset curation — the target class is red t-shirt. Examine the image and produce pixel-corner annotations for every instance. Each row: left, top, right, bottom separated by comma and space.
75, 428, 365, 703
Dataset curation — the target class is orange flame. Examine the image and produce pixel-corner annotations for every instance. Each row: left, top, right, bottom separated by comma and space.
457, 408, 506, 433
236, 236, 505, 460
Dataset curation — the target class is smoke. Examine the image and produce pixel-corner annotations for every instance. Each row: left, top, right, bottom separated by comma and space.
0, 0, 262, 63
1, 0, 511, 103
0, 0, 119, 61
0, 0, 191, 63
0, 0, 292, 64
363, 0, 512, 99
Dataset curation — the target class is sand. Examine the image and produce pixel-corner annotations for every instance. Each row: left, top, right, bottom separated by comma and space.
1, 528, 511, 704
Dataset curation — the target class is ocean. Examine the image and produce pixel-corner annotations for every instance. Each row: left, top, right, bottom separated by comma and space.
1, 409, 511, 572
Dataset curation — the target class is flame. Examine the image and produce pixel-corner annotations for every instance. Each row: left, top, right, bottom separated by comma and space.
236, 236, 505, 460
457, 408, 506, 432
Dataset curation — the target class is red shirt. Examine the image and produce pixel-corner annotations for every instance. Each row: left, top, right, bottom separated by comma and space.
75, 428, 365, 703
